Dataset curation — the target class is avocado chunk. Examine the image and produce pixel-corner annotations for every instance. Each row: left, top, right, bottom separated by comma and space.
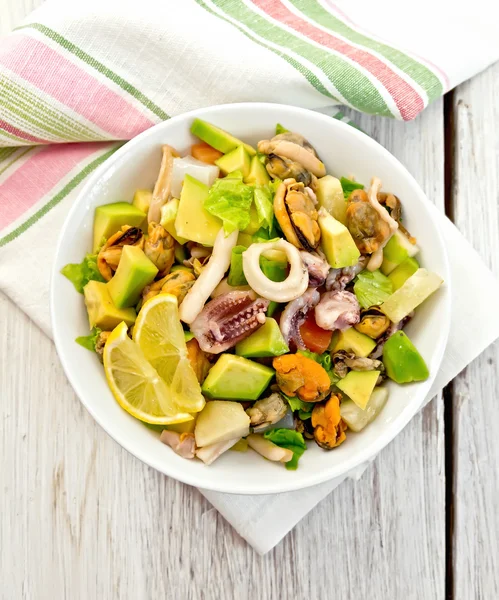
340, 387, 388, 432
235, 318, 289, 357
107, 245, 158, 308
160, 198, 188, 244
382, 331, 429, 383
194, 400, 250, 447
93, 202, 146, 253
380, 268, 443, 323
132, 189, 152, 215
245, 155, 270, 185
201, 354, 274, 401
316, 175, 347, 224
215, 145, 252, 179
191, 118, 256, 156
336, 370, 380, 410
388, 257, 420, 291
83, 280, 136, 329
174, 175, 222, 246
330, 327, 377, 358
380, 230, 420, 275
318, 208, 360, 268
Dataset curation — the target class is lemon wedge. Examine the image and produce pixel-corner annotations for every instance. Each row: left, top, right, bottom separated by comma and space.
103, 321, 193, 425
133, 293, 206, 414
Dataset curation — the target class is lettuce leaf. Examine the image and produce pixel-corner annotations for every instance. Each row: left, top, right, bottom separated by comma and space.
264, 429, 307, 470
260, 257, 287, 283
204, 175, 253, 234
227, 245, 248, 286
340, 177, 364, 200
275, 123, 289, 135
75, 327, 102, 352
253, 187, 274, 232
354, 269, 393, 309
61, 253, 105, 294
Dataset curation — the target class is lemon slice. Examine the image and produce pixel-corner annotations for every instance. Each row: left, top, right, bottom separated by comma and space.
133, 294, 206, 414
103, 322, 193, 425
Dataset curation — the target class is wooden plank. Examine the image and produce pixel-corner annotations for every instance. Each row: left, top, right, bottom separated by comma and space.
451, 63, 499, 599
0, 1, 446, 597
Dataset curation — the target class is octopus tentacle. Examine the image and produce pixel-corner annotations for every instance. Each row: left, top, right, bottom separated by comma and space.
191, 291, 269, 354
279, 288, 320, 350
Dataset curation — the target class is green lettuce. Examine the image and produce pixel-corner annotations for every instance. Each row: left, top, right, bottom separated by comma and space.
264, 429, 307, 470
340, 177, 364, 200
61, 253, 105, 294
275, 123, 289, 135
253, 187, 274, 232
354, 269, 393, 309
227, 245, 248, 286
204, 174, 253, 234
75, 327, 102, 352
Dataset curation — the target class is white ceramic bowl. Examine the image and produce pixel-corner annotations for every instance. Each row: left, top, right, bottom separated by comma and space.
51, 103, 451, 494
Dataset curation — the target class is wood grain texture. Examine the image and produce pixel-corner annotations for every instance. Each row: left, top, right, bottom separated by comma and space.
450, 62, 499, 599
0, 1, 446, 598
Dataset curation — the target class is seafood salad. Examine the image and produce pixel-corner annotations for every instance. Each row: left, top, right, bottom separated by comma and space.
62, 119, 443, 469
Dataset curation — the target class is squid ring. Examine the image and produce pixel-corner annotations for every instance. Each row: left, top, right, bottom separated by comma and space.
242, 239, 308, 302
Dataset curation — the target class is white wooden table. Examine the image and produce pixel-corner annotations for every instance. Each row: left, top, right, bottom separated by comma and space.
1, 3, 498, 598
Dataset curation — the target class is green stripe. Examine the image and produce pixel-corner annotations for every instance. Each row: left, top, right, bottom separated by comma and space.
0, 147, 34, 177
208, 0, 393, 117
16, 23, 170, 122
0, 145, 120, 248
0, 80, 104, 143
194, 0, 333, 100
0, 148, 17, 163
289, 0, 443, 100
1, 75, 105, 141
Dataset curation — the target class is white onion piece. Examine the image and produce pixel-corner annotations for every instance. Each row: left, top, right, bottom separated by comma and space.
366, 176, 399, 271
179, 228, 238, 324
171, 156, 219, 198
242, 239, 308, 302
195, 437, 240, 465
247, 434, 293, 463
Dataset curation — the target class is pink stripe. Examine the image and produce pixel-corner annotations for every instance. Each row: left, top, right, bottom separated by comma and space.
0, 143, 104, 229
251, 0, 424, 120
325, 0, 450, 91
0, 35, 155, 139
0, 118, 50, 144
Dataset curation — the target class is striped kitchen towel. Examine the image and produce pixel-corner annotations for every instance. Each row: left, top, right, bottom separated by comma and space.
1, 0, 499, 553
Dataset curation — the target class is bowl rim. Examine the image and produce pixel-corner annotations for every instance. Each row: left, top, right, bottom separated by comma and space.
51, 102, 451, 494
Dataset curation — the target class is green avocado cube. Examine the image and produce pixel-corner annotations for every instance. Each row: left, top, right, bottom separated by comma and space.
330, 327, 376, 358
235, 318, 289, 358
175, 175, 222, 246
190, 118, 256, 156
382, 331, 429, 383
132, 189, 152, 215
107, 245, 158, 308
216, 145, 252, 179
83, 280, 136, 330
93, 202, 146, 252
388, 257, 420, 291
380, 230, 420, 275
201, 354, 274, 401
318, 209, 360, 268
316, 175, 347, 224
245, 155, 270, 185
336, 370, 380, 410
